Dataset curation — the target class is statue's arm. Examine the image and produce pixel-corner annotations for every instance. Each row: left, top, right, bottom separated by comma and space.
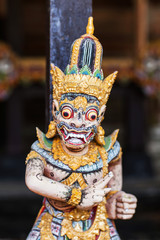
106, 157, 137, 220
107, 157, 122, 191
25, 157, 113, 209
25, 158, 72, 202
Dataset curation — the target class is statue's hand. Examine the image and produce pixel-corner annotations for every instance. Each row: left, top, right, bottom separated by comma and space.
77, 172, 113, 210
116, 191, 137, 219
106, 191, 137, 220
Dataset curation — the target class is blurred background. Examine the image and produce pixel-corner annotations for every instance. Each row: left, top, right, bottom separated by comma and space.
0, 0, 160, 239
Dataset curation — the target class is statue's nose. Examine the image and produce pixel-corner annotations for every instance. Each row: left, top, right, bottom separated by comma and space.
70, 114, 86, 128
70, 108, 86, 128
72, 120, 84, 128
71, 122, 85, 128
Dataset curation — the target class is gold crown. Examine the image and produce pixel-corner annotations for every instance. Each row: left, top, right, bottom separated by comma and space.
50, 17, 118, 106
51, 64, 117, 106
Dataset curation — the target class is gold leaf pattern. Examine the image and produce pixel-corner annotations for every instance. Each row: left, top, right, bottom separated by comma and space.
51, 70, 117, 107
25, 150, 46, 166
61, 200, 110, 240
62, 173, 87, 189
98, 146, 108, 177
67, 188, 82, 206
52, 137, 99, 171
38, 213, 56, 240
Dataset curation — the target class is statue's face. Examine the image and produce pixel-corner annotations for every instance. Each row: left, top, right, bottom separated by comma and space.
53, 95, 106, 150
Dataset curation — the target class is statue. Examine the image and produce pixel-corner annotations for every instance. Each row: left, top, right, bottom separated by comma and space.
25, 17, 137, 240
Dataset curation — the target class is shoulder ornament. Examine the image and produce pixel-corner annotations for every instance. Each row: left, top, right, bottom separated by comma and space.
104, 129, 119, 152
25, 150, 47, 166
104, 130, 122, 163
36, 127, 53, 151
52, 137, 99, 171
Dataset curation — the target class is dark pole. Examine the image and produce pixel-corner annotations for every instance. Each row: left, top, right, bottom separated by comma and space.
46, 0, 92, 126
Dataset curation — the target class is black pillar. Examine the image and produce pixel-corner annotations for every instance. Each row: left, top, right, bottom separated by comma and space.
7, 0, 24, 54
46, 0, 92, 125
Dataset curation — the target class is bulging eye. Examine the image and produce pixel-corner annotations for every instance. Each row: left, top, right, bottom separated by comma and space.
86, 109, 98, 121
61, 106, 73, 119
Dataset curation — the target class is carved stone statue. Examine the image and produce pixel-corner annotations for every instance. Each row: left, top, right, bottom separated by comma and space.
25, 17, 137, 240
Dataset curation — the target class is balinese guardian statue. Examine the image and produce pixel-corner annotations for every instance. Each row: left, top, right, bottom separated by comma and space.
25, 17, 137, 240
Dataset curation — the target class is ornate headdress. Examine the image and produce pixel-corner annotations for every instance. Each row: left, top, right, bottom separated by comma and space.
50, 17, 118, 106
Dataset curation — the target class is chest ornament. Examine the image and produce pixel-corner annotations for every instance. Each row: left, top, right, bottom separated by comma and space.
52, 137, 99, 171
62, 172, 87, 189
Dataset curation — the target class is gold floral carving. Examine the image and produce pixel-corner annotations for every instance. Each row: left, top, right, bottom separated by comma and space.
25, 150, 46, 166
38, 213, 56, 240
50, 64, 118, 107
67, 188, 82, 206
72, 96, 88, 109
61, 200, 110, 240
62, 173, 87, 189
52, 137, 99, 171
60, 96, 99, 111
38, 208, 110, 240
98, 146, 108, 177
98, 231, 110, 240
64, 208, 91, 221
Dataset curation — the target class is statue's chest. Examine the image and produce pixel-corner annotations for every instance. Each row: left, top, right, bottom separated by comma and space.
31, 140, 109, 188
44, 162, 103, 188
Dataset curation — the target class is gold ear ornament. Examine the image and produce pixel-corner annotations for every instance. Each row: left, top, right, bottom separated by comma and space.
46, 120, 57, 138
95, 125, 105, 146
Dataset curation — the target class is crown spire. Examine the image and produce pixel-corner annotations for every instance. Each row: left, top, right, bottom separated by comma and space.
68, 17, 102, 73
50, 17, 118, 106
86, 16, 94, 35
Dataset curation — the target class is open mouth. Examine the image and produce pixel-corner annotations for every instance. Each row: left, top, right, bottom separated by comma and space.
60, 126, 94, 146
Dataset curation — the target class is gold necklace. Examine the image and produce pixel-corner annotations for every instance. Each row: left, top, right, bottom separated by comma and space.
52, 137, 99, 171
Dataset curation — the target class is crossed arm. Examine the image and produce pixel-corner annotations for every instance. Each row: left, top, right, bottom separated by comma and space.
25, 158, 72, 201
25, 157, 137, 219
25, 158, 112, 207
